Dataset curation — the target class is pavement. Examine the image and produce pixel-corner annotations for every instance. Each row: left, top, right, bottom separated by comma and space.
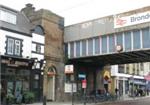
24, 95, 150, 105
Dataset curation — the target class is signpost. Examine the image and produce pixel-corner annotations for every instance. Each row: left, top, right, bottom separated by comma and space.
82, 79, 87, 105
65, 65, 74, 105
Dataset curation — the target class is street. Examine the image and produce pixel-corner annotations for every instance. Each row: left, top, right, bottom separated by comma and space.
97, 97, 150, 105
21, 96, 150, 105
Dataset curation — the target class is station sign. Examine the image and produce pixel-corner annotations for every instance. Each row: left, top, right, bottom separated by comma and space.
114, 11, 150, 28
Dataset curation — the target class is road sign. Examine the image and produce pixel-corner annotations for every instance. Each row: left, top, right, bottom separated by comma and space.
82, 79, 87, 89
78, 74, 86, 79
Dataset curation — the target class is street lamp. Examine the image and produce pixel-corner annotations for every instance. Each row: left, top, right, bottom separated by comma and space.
31, 58, 46, 104
131, 73, 135, 98
0, 52, 1, 73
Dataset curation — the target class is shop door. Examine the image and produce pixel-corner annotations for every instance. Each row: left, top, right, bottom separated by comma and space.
15, 81, 22, 97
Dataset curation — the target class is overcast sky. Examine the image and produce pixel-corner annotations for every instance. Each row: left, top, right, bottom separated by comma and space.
1, 0, 150, 26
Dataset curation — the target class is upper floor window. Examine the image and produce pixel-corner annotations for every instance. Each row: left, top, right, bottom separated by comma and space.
33, 26, 44, 35
6, 36, 22, 56
118, 64, 125, 73
0, 10, 17, 24
36, 44, 41, 53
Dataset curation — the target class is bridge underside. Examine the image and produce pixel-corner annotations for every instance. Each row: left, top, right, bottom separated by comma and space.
69, 49, 150, 66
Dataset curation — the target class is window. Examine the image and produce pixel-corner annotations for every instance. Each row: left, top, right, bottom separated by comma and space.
124, 31, 131, 51
142, 27, 150, 48
109, 35, 115, 53
125, 81, 129, 94
133, 30, 141, 49
101, 36, 107, 54
82, 40, 87, 56
7, 38, 14, 55
94, 37, 100, 54
0, 10, 17, 24
116, 33, 123, 47
15, 40, 21, 56
76, 41, 80, 57
126, 64, 129, 74
6, 37, 22, 56
36, 44, 41, 53
70, 42, 74, 58
118, 64, 125, 73
33, 26, 44, 35
88, 39, 93, 55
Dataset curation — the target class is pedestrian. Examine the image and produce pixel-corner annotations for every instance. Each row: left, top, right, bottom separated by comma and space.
115, 88, 118, 96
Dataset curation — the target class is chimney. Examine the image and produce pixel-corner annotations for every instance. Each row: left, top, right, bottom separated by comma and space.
21, 3, 35, 17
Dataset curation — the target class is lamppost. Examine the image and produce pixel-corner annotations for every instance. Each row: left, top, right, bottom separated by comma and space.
32, 58, 46, 104
0, 52, 1, 72
131, 73, 135, 98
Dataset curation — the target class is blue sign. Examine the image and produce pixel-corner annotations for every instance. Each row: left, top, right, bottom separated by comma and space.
78, 74, 86, 79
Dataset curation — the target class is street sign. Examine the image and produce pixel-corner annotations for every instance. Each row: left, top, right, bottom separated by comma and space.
65, 65, 74, 74
82, 79, 87, 89
78, 74, 86, 79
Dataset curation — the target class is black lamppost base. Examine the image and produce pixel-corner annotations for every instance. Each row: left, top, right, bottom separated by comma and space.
43, 96, 46, 105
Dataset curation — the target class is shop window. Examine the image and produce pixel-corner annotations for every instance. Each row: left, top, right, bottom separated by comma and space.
6, 36, 22, 56
125, 81, 129, 94
34, 81, 38, 88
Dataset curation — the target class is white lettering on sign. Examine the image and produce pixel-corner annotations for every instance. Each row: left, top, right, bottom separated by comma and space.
114, 11, 150, 28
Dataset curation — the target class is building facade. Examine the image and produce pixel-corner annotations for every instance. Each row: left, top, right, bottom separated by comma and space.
0, 4, 67, 103
0, 4, 34, 103
21, 4, 65, 101
64, 6, 150, 98
1, 4, 150, 103
110, 62, 150, 98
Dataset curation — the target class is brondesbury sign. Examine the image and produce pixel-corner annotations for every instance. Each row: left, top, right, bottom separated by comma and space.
114, 11, 150, 28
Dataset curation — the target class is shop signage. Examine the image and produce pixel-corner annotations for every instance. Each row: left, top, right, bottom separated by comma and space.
65, 65, 74, 74
2, 59, 29, 66
114, 11, 150, 28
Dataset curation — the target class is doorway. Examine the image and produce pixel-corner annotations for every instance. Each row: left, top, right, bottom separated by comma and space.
47, 66, 56, 101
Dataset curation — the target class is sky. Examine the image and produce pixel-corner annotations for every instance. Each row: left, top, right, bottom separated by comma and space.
1, 0, 150, 26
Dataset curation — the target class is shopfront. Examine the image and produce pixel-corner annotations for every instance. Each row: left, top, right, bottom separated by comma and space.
0, 56, 33, 103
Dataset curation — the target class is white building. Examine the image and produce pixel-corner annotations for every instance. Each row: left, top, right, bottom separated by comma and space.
0, 5, 45, 101
111, 62, 150, 97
